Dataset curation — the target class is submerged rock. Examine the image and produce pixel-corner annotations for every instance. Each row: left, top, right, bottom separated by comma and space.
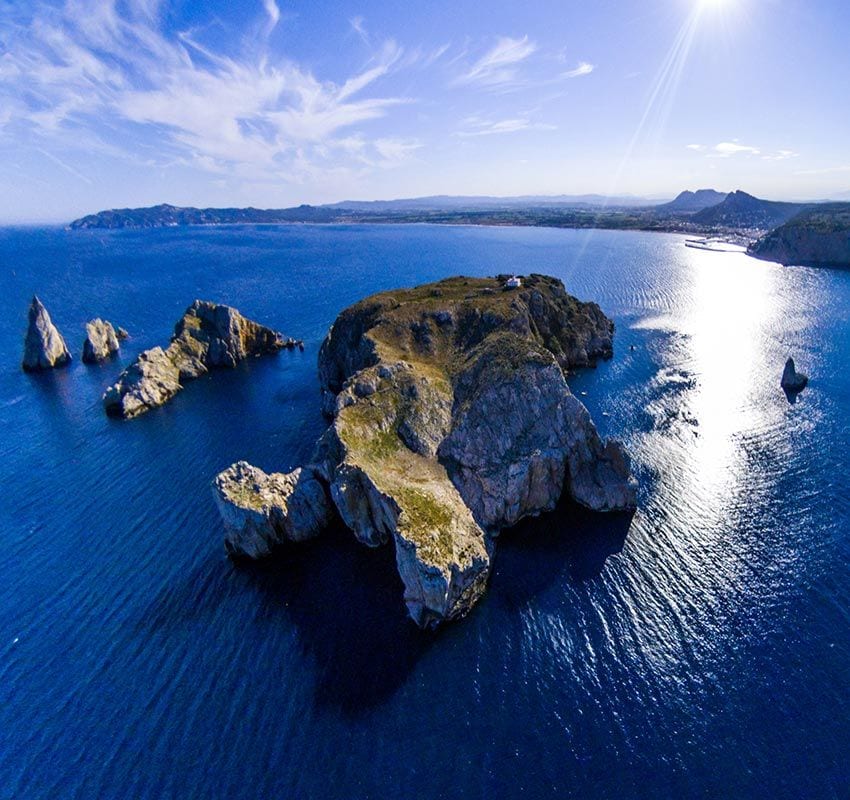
781, 357, 808, 393
213, 461, 332, 559
82, 319, 121, 363
216, 275, 637, 629
22, 296, 72, 372
104, 300, 298, 419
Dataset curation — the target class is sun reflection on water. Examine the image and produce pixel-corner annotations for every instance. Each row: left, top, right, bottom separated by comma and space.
681, 249, 776, 506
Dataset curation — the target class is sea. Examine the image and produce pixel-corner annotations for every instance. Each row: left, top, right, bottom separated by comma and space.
0, 224, 847, 800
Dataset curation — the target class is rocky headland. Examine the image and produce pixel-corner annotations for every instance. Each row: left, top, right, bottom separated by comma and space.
214, 275, 637, 628
82, 319, 121, 363
104, 300, 300, 419
22, 296, 72, 372
749, 205, 850, 267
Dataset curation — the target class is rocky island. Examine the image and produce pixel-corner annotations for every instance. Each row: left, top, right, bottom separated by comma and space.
82, 319, 121, 363
22, 296, 72, 372
104, 300, 300, 419
214, 275, 637, 628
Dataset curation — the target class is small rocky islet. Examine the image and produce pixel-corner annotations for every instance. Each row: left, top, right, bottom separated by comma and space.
103, 300, 301, 419
214, 274, 639, 628
21, 296, 72, 372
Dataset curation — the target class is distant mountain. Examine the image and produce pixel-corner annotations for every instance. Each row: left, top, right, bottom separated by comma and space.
749, 203, 850, 267
691, 190, 804, 230
327, 194, 659, 211
655, 189, 727, 214
69, 203, 342, 229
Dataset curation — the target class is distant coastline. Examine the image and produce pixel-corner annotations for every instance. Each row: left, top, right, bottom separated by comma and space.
66, 190, 850, 267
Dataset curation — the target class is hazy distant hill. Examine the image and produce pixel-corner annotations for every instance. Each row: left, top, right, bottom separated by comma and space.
69, 203, 342, 229
655, 189, 728, 214
327, 194, 660, 211
691, 190, 804, 229
749, 204, 850, 266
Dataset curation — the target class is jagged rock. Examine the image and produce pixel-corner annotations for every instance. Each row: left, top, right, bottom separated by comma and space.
117, 327, 130, 340
214, 275, 637, 629
21, 296, 72, 372
781, 357, 808, 393
104, 300, 296, 419
82, 319, 121, 363
213, 461, 332, 558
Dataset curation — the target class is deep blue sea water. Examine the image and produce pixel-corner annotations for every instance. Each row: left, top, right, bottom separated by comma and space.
0, 224, 848, 800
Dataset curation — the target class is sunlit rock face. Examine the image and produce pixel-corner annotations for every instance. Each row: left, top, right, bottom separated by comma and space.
104, 300, 295, 419
216, 275, 637, 629
213, 461, 333, 559
82, 319, 121, 363
22, 296, 72, 372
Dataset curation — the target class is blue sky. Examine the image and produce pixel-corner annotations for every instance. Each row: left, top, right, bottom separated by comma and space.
1, 0, 849, 221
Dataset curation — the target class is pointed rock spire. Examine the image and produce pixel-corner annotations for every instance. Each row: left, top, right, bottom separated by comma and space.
22, 296, 72, 372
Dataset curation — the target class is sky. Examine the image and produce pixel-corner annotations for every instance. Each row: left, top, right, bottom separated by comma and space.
1, 0, 849, 222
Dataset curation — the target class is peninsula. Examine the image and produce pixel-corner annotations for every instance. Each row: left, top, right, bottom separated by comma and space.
213, 275, 637, 628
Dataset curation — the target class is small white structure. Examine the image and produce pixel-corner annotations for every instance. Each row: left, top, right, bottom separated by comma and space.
505, 276, 522, 289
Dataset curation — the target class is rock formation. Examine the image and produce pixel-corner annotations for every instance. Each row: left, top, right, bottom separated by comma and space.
781, 357, 808, 393
82, 319, 121, 363
749, 204, 850, 267
117, 327, 130, 340
214, 275, 637, 629
22, 296, 72, 372
213, 461, 333, 559
104, 300, 299, 419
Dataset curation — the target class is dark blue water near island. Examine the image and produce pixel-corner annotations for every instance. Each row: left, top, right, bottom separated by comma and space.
0, 224, 848, 799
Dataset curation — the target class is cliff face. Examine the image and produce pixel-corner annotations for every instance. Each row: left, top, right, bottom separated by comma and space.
749, 205, 850, 267
104, 301, 295, 419
215, 275, 637, 629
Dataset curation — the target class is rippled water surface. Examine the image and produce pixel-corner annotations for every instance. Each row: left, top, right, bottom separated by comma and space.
1, 225, 848, 799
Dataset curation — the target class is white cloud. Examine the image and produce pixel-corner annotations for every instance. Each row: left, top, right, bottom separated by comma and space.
262, 0, 281, 34
0, 0, 415, 183
762, 149, 798, 161
561, 62, 594, 79
453, 35, 537, 88
686, 143, 706, 151
713, 141, 761, 157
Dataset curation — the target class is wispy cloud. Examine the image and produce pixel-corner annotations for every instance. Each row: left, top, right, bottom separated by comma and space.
456, 116, 555, 137
794, 164, 850, 176
0, 0, 417, 184
453, 35, 537, 89
561, 61, 594, 79
688, 142, 800, 161
349, 15, 370, 46
762, 149, 798, 161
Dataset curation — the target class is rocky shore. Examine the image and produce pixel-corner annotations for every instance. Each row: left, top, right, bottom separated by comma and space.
104, 300, 300, 419
214, 275, 637, 628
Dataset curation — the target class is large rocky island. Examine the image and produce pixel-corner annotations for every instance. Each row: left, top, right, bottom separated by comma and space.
213, 275, 637, 628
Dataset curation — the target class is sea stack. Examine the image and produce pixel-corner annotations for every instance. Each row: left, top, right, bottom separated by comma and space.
213, 462, 333, 559
21, 296, 72, 372
781, 357, 808, 393
82, 319, 121, 363
214, 275, 638, 628
104, 300, 300, 419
